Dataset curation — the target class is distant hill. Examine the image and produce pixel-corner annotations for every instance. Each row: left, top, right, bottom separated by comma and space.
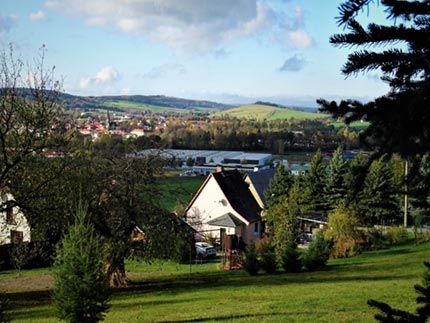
211, 104, 328, 121
54, 92, 231, 113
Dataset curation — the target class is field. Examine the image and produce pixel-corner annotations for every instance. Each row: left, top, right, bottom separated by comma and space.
103, 100, 186, 114
212, 104, 328, 121
1, 240, 429, 322
157, 173, 206, 211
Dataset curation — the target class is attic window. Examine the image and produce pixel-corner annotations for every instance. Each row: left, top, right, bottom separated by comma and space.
10, 230, 23, 243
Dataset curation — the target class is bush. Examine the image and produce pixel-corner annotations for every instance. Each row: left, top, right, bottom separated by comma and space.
0, 296, 10, 323
365, 228, 386, 250
384, 226, 408, 244
281, 246, 302, 273
325, 205, 360, 258
256, 239, 277, 274
243, 243, 259, 275
302, 230, 330, 271
53, 204, 110, 323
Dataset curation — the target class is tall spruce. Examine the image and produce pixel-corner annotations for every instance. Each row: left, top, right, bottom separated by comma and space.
53, 204, 110, 323
264, 163, 293, 236
304, 149, 326, 211
324, 147, 349, 211
410, 154, 430, 227
360, 156, 400, 225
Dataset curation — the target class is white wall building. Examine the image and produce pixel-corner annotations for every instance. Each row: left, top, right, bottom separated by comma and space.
0, 192, 31, 245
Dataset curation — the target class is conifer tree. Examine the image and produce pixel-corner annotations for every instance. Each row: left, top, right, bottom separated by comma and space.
410, 154, 430, 227
264, 162, 293, 209
304, 149, 326, 211
360, 156, 400, 225
318, 0, 430, 158
324, 147, 349, 211
53, 204, 110, 323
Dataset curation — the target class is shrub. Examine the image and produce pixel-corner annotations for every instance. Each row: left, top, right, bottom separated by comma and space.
243, 243, 259, 275
365, 228, 386, 250
384, 226, 408, 245
53, 204, 110, 323
281, 246, 302, 273
302, 230, 330, 271
325, 204, 360, 258
256, 239, 277, 274
0, 296, 10, 323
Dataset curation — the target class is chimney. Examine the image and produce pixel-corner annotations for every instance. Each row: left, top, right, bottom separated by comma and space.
216, 165, 224, 173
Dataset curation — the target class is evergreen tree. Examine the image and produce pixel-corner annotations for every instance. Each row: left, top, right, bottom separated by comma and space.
344, 153, 367, 203
264, 163, 293, 236
304, 149, 326, 211
53, 204, 110, 323
324, 147, 349, 211
360, 156, 400, 225
318, 0, 430, 158
264, 162, 293, 209
410, 154, 430, 228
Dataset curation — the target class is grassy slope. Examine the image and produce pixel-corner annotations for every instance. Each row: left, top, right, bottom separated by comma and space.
157, 174, 206, 211
212, 104, 327, 121
3, 241, 429, 322
103, 100, 185, 114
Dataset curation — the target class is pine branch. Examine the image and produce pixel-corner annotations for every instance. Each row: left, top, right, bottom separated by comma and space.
337, 0, 375, 26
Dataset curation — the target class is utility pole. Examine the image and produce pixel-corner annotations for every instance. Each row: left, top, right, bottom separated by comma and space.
404, 159, 408, 228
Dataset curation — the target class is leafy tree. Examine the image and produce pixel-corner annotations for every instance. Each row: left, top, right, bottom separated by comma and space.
360, 156, 400, 225
368, 261, 430, 322
0, 45, 61, 200
325, 204, 360, 258
304, 149, 326, 211
318, 0, 430, 158
324, 147, 349, 211
53, 203, 110, 323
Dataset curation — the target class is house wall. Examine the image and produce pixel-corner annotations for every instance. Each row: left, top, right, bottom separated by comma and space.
0, 193, 31, 245
186, 176, 260, 243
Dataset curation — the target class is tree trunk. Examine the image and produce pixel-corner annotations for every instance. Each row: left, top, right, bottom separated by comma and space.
106, 257, 128, 287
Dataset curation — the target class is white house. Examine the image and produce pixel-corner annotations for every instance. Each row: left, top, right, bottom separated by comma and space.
0, 192, 31, 245
185, 167, 263, 244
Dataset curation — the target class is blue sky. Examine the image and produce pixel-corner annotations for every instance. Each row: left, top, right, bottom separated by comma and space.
1, 0, 390, 107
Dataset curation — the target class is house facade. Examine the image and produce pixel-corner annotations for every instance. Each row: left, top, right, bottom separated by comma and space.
0, 192, 31, 245
185, 168, 263, 244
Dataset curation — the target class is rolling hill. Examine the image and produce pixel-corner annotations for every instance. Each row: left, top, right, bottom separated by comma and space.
211, 104, 328, 121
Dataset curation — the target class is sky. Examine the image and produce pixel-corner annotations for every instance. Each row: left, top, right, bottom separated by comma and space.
1, 0, 391, 107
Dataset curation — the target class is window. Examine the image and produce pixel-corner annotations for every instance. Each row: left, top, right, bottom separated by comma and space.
10, 230, 23, 243
254, 222, 259, 235
6, 202, 15, 225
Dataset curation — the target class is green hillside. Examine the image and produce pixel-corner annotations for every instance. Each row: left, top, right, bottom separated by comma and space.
212, 104, 327, 121
103, 100, 184, 114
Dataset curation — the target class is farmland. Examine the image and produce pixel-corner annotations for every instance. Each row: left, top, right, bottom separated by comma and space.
212, 104, 328, 121
2, 240, 428, 322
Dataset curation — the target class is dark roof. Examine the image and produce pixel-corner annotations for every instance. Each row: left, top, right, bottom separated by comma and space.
207, 212, 245, 227
212, 170, 261, 223
245, 168, 275, 206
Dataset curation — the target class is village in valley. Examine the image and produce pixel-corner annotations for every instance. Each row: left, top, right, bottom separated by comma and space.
1, 1, 430, 322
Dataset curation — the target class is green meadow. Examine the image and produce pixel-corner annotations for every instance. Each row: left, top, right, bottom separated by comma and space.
213, 104, 327, 121
103, 100, 185, 114
2, 240, 429, 322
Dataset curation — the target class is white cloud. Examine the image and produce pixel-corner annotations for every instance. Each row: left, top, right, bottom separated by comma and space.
79, 66, 120, 89
44, 0, 275, 53
276, 4, 314, 49
287, 29, 313, 49
30, 10, 46, 22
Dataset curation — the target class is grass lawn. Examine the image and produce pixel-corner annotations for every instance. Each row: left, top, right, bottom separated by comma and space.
157, 174, 206, 211
1, 240, 429, 322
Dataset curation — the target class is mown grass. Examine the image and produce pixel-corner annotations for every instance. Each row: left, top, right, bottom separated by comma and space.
2, 240, 429, 322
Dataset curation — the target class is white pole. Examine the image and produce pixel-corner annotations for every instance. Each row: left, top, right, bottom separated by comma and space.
404, 160, 408, 228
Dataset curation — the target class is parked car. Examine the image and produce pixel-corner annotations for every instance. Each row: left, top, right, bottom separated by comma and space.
195, 242, 216, 259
